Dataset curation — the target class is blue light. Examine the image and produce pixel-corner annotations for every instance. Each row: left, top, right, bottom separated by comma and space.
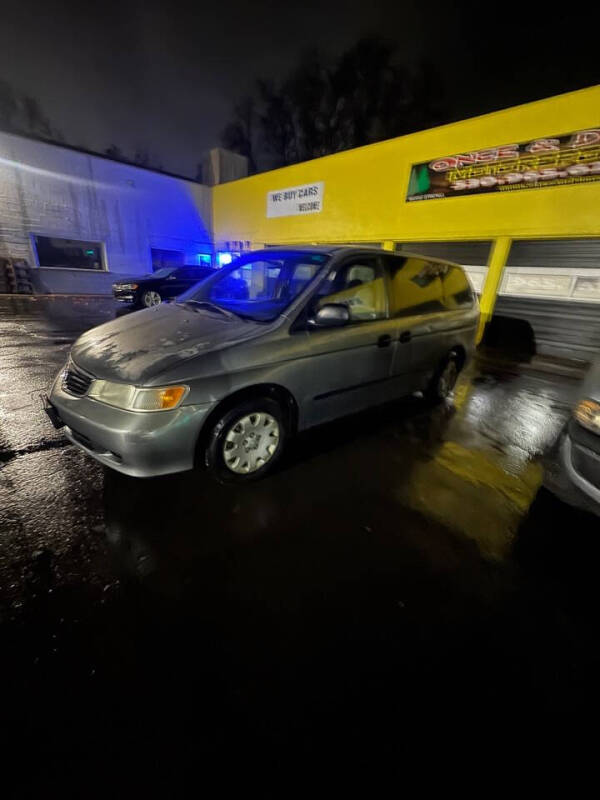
196, 253, 211, 265
217, 251, 233, 267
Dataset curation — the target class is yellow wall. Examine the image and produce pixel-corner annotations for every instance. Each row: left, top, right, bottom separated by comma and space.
212, 85, 600, 247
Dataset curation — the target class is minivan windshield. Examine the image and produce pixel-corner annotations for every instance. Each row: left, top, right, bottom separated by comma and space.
178, 251, 330, 321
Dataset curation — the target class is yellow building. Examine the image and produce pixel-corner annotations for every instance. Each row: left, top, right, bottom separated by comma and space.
212, 85, 600, 359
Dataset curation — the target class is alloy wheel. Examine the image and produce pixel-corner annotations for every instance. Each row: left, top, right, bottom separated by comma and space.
143, 291, 161, 307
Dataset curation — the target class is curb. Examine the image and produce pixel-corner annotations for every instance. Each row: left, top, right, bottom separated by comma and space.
476, 351, 588, 380
0, 293, 114, 300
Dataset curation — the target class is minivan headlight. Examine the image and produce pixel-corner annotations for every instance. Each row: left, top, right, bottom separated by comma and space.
574, 398, 600, 435
88, 380, 188, 412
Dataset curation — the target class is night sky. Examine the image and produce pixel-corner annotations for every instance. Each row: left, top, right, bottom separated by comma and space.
1, 0, 597, 179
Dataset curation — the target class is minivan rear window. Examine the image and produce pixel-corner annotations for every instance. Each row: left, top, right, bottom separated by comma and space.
440, 265, 474, 309
386, 256, 445, 317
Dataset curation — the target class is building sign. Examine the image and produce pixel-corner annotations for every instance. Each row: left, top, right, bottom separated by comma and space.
266, 181, 324, 218
504, 273, 573, 297
406, 129, 600, 202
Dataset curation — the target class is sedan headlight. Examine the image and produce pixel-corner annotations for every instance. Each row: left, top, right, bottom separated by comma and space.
574, 398, 600, 435
115, 283, 138, 290
88, 380, 189, 412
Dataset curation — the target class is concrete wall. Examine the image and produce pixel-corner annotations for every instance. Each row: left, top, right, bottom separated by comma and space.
0, 132, 213, 294
200, 148, 249, 186
212, 85, 600, 247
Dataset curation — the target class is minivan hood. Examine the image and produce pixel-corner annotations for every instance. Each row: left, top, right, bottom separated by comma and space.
71, 303, 265, 384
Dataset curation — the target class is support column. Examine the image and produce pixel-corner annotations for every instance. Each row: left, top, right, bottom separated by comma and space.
381, 241, 395, 251
476, 236, 511, 343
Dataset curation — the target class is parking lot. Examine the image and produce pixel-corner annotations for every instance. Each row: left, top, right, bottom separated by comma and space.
1, 294, 599, 787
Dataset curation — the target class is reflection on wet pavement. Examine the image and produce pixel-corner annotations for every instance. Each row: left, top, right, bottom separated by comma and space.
395, 369, 575, 558
1, 294, 599, 781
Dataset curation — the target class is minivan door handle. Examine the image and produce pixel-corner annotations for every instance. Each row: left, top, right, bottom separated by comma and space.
377, 334, 392, 348
399, 330, 412, 344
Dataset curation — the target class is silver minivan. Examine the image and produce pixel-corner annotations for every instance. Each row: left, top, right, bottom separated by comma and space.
44, 247, 479, 481
562, 359, 600, 506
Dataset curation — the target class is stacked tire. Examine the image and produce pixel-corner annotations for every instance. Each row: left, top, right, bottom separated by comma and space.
0, 258, 11, 295
0, 258, 33, 294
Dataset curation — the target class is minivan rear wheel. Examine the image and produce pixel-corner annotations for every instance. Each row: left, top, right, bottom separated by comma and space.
204, 397, 286, 483
426, 353, 459, 402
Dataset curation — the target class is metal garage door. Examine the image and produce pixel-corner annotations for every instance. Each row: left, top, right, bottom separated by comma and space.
396, 241, 492, 264
493, 238, 600, 360
506, 239, 600, 269
492, 296, 600, 357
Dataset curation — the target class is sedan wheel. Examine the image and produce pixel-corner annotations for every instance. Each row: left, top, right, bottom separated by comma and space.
142, 290, 162, 307
222, 412, 280, 474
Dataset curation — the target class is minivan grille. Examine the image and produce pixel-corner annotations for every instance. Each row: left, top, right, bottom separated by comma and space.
63, 362, 93, 397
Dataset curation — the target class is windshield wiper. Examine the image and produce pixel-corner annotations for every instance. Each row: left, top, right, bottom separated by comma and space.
178, 300, 239, 319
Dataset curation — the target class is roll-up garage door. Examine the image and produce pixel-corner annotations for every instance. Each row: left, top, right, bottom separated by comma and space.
398, 238, 600, 359
495, 238, 600, 359
396, 241, 492, 294
505, 239, 600, 269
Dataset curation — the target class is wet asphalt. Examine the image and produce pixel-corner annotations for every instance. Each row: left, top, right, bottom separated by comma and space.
1, 295, 599, 789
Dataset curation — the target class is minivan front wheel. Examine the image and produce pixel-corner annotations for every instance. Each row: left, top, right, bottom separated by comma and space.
204, 397, 286, 482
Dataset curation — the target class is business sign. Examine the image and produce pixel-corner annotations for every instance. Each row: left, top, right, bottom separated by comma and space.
266, 181, 324, 218
406, 129, 600, 202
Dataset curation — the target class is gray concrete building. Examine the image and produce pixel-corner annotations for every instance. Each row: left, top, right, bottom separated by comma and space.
0, 132, 245, 295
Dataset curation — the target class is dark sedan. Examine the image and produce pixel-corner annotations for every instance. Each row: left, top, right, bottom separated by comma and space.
113, 266, 217, 308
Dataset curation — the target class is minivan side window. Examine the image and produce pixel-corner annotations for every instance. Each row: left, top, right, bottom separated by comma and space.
315, 257, 386, 322
440, 265, 474, 309
386, 256, 445, 317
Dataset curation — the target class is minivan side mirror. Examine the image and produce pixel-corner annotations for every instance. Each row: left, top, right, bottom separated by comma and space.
309, 303, 350, 328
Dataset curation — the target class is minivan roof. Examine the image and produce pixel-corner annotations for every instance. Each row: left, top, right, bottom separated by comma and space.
256, 245, 462, 268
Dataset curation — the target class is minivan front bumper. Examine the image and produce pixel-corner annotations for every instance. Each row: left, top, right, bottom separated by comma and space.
49, 374, 212, 477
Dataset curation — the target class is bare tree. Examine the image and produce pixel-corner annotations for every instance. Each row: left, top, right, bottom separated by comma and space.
256, 79, 298, 168
105, 144, 126, 160
0, 80, 18, 131
221, 37, 447, 172
132, 149, 150, 168
0, 79, 63, 142
220, 96, 257, 173
22, 96, 53, 139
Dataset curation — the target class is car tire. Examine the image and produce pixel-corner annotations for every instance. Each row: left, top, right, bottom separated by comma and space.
425, 352, 459, 402
141, 290, 162, 308
204, 397, 287, 483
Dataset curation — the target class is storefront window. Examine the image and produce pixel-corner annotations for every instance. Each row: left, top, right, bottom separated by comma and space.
33, 236, 104, 270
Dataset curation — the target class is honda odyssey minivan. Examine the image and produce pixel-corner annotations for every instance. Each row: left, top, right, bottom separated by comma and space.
43, 247, 479, 481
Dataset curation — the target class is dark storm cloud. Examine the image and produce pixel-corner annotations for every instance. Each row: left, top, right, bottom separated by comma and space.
0, 0, 597, 178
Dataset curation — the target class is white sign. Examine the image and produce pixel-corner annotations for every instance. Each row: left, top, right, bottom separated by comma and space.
504, 273, 572, 297
266, 181, 324, 218
574, 277, 600, 299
